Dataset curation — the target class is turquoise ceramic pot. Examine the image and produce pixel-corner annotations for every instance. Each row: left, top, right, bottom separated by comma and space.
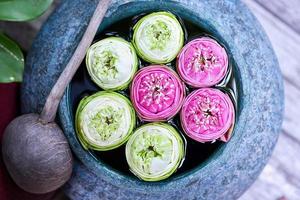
21, 0, 284, 199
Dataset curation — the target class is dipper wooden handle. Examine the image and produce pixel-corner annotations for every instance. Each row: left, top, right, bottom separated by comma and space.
40, 0, 111, 123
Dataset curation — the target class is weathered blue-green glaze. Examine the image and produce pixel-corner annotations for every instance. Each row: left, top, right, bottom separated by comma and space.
21, 0, 284, 199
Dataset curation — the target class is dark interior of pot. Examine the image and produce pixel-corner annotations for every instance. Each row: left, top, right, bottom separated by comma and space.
69, 11, 240, 180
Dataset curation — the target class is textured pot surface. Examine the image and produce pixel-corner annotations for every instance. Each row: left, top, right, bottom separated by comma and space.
21, 0, 284, 199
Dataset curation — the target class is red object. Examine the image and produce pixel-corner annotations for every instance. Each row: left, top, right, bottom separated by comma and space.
0, 83, 55, 200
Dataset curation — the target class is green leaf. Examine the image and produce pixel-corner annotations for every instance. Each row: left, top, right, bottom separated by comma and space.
0, 33, 24, 83
0, 0, 53, 21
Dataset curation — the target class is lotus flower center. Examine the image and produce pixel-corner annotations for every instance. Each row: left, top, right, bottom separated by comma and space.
134, 131, 172, 174
188, 46, 218, 73
187, 95, 225, 133
88, 106, 123, 141
146, 20, 171, 50
139, 145, 161, 162
92, 50, 118, 80
138, 72, 176, 114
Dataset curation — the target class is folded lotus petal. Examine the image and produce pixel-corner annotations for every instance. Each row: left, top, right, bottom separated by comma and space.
180, 88, 234, 143
126, 123, 185, 181
177, 37, 228, 87
75, 91, 136, 151
86, 37, 138, 91
132, 11, 184, 64
131, 65, 185, 121
219, 114, 235, 142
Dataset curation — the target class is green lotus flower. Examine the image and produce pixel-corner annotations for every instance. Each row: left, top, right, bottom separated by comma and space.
75, 91, 136, 151
126, 123, 185, 181
86, 37, 138, 90
132, 12, 184, 64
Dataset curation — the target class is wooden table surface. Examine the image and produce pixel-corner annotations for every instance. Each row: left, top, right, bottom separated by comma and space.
1, 0, 299, 199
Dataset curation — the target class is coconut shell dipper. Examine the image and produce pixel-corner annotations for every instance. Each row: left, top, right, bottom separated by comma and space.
2, 0, 111, 194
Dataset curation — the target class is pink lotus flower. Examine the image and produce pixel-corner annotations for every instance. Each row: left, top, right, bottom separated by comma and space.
180, 88, 234, 143
131, 65, 185, 121
177, 37, 228, 87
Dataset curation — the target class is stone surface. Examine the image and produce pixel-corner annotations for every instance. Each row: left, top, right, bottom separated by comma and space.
21, 0, 284, 199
